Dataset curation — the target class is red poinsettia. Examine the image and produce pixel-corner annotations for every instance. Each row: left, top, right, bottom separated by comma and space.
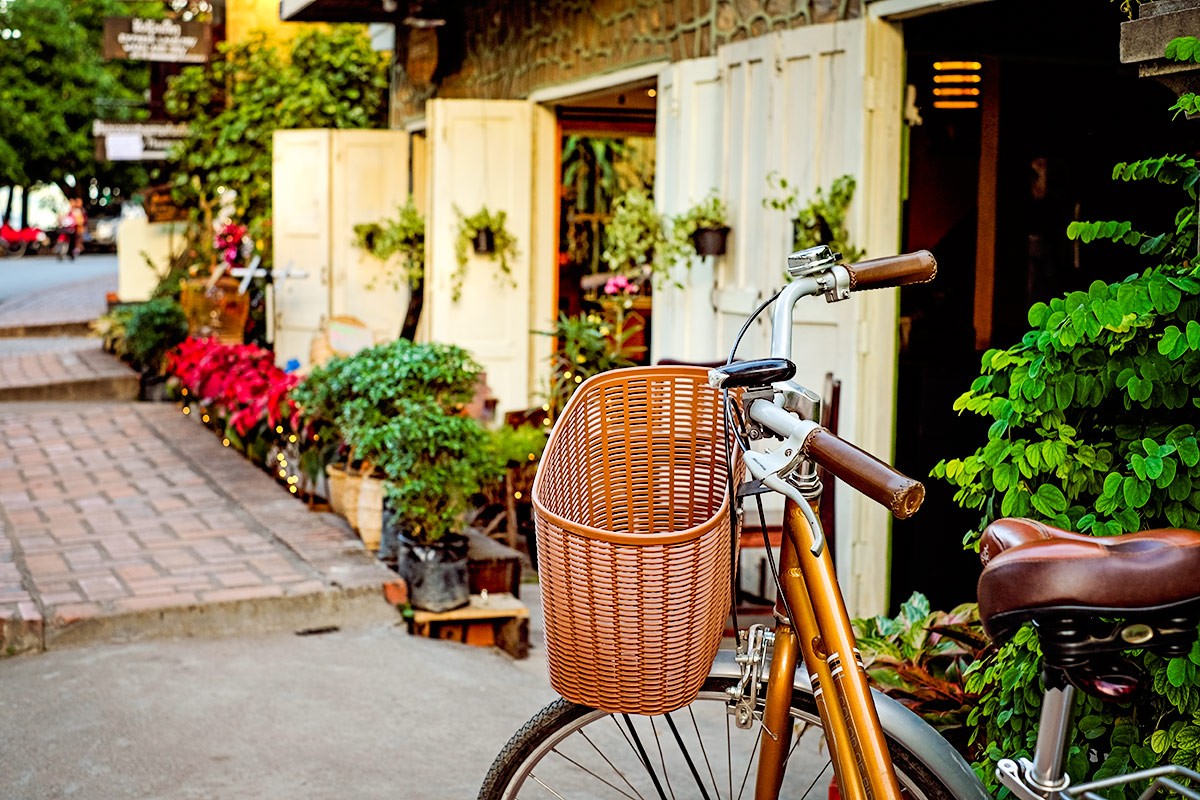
166, 337, 300, 438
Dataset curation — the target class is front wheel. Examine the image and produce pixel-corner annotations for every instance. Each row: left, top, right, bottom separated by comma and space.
479, 674, 957, 800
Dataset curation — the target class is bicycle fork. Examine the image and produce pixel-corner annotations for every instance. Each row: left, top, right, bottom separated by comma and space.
754, 498, 905, 800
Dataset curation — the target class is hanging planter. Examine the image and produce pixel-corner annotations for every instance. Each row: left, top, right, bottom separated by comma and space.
452, 205, 519, 301
472, 227, 496, 255
671, 190, 732, 262
691, 225, 731, 257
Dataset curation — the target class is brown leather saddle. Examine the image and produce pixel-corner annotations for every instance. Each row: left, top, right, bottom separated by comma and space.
976, 518, 1200, 698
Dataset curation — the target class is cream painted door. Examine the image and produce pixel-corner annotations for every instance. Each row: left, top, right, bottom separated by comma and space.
714, 19, 904, 616
425, 99, 538, 415
653, 57, 724, 364
272, 129, 332, 371
329, 129, 411, 343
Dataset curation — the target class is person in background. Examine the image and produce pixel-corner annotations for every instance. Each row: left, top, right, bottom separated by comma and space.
70, 198, 87, 258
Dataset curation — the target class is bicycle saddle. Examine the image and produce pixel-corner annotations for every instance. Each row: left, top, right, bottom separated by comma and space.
977, 517, 1200, 646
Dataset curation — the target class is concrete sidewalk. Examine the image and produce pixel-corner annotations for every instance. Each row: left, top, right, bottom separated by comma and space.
0, 402, 404, 654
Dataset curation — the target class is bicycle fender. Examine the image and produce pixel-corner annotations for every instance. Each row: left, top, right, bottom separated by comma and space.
708, 650, 992, 800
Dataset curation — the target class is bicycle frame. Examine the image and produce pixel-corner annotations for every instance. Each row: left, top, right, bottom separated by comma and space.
750, 493, 904, 800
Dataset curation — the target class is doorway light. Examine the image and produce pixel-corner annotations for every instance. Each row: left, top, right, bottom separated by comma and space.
929, 58, 982, 111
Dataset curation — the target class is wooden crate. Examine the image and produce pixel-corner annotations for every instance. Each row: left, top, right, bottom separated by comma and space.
408, 593, 529, 659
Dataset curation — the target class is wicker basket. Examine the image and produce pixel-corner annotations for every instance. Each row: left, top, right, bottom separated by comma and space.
533, 366, 742, 715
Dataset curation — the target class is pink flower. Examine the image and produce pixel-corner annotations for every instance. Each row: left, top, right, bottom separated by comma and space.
604, 275, 634, 296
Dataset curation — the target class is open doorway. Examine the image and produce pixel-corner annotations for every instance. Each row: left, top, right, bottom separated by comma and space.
891, 0, 1190, 612
553, 80, 657, 363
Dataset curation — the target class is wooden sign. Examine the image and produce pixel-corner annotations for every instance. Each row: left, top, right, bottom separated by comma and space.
142, 184, 189, 224
103, 17, 213, 64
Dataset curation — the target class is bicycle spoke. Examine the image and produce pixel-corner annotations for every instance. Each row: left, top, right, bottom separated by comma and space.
622, 713, 670, 800
735, 726, 762, 800
663, 712, 714, 800
648, 717, 677, 800
685, 706, 723, 800
578, 729, 649, 799
535, 748, 646, 800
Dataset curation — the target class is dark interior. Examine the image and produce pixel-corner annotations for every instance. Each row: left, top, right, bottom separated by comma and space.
891, 0, 1193, 612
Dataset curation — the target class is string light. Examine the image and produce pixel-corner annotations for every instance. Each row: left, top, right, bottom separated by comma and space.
288, 435, 297, 443
275, 426, 284, 434
514, 491, 523, 499
222, 439, 230, 447
201, 414, 210, 423
183, 407, 191, 415
289, 486, 297, 494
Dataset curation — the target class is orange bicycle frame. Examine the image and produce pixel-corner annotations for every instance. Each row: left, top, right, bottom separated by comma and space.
754, 497, 904, 800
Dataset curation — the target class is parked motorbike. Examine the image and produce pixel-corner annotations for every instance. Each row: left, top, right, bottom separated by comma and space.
0, 222, 49, 258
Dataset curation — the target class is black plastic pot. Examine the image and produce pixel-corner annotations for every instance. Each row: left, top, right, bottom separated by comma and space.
691, 225, 730, 257
395, 529, 470, 612
472, 228, 496, 255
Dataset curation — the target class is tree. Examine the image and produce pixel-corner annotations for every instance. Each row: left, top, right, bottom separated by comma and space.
0, 0, 149, 218
163, 25, 389, 262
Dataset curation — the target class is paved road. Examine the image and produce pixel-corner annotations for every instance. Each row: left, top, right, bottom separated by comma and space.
0, 253, 117, 302
0, 601, 559, 800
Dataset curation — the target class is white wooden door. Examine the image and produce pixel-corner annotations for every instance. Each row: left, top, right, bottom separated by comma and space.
652, 57, 724, 364
714, 19, 904, 616
329, 129, 412, 344
425, 99, 536, 414
272, 129, 333, 371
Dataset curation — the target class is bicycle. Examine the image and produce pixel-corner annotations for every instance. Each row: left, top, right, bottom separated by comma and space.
479, 244, 1200, 800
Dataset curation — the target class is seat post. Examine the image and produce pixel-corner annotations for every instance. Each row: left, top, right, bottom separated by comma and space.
1028, 668, 1077, 791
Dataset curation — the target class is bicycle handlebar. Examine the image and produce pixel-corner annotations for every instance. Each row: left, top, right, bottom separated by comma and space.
748, 400, 925, 519
844, 250, 937, 291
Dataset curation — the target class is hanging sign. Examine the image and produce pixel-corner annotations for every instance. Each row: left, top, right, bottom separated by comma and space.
93, 121, 190, 162
103, 17, 213, 64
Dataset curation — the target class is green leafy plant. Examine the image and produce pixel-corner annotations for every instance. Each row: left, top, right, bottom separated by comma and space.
600, 187, 671, 286
89, 306, 135, 357
762, 172, 864, 262
853, 593, 989, 756
453, 205, 519, 301
164, 26, 388, 264
535, 310, 642, 420
932, 104, 1200, 791
353, 196, 426, 290
122, 297, 189, 375
488, 424, 549, 470
670, 190, 731, 259
292, 339, 493, 543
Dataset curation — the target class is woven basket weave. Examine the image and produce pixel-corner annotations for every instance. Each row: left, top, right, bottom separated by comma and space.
533, 366, 741, 715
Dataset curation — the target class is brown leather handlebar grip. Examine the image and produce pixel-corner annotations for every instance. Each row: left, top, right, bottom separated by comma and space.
801, 428, 925, 519
844, 250, 937, 291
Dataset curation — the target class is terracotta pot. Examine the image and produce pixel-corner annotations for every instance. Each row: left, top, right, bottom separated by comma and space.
179, 276, 249, 344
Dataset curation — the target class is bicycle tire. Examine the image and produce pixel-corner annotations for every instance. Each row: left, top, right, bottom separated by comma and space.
479, 674, 957, 800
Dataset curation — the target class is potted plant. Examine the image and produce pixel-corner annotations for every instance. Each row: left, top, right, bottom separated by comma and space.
453, 205, 519, 302
353, 197, 426, 340
671, 190, 732, 258
121, 297, 189, 399
762, 172, 865, 262
291, 338, 495, 610
599, 187, 669, 289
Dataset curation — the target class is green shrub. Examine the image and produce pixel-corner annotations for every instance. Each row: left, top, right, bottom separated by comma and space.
123, 298, 188, 375
933, 148, 1200, 795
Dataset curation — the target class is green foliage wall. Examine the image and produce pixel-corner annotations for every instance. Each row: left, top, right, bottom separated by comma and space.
164, 25, 388, 259
934, 152, 1200, 794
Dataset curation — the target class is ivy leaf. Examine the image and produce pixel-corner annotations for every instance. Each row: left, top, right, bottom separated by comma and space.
1181, 438, 1200, 468
1169, 658, 1192, 688
1123, 476, 1152, 509
1161, 325, 1183, 355
1031, 484, 1069, 515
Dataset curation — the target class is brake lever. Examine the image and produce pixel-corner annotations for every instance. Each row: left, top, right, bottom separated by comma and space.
742, 447, 826, 556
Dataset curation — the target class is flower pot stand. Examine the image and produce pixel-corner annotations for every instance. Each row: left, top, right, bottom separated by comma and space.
407, 592, 530, 659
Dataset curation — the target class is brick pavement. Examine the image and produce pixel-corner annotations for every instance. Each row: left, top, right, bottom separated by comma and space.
0, 338, 138, 401
0, 402, 404, 654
